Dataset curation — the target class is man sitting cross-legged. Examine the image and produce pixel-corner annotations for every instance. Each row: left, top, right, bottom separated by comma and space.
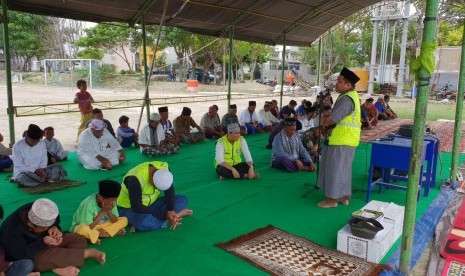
200, 105, 225, 139
0, 198, 106, 276
271, 118, 316, 172
173, 107, 205, 144
71, 180, 128, 245
158, 106, 180, 146
78, 119, 126, 170
221, 104, 247, 135
12, 124, 67, 187
138, 113, 179, 157
215, 123, 259, 180
117, 162, 193, 232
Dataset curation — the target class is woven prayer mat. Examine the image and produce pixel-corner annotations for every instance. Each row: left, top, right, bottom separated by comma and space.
360, 118, 413, 142
16, 179, 87, 194
429, 120, 465, 153
217, 225, 391, 276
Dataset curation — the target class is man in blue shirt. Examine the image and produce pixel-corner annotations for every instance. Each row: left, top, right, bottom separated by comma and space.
374, 96, 389, 120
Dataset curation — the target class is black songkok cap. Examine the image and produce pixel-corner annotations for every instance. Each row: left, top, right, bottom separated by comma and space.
158, 106, 168, 113
248, 101, 256, 106
283, 118, 297, 126
366, 97, 374, 103
182, 107, 192, 116
98, 180, 121, 198
229, 104, 237, 109
339, 67, 360, 85
27, 124, 43, 140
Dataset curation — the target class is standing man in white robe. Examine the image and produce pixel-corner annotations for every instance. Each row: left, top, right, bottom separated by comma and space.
78, 119, 125, 170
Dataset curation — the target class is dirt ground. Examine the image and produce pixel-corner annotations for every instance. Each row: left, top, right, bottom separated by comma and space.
0, 81, 312, 150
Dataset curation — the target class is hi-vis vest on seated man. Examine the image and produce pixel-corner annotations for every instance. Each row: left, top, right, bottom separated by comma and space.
214, 135, 242, 167
117, 161, 169, 208
328, 90, 361, 147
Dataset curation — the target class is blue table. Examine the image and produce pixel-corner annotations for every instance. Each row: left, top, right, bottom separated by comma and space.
366, 137, 431, 202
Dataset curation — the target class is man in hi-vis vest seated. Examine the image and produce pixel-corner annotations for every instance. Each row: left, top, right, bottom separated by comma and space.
214, 123, 259, 180
316, 67, 361, 208
117, 162, 192, 231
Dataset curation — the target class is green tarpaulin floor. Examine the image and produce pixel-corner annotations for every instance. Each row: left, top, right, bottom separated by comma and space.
0, 134, 461, 275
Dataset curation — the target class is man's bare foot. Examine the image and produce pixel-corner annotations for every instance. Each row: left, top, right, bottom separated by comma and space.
28, 272, 41, 276
94, 239, 101, 245
2, 166, 13, 172
245, 173, 260, 179
317, 200, 338, 208
52, 266, 79, 276
116, 228, 126, 236
178, 209, 193, 218
219, 176, 225, 180
84, 248, 106, 264
130, 226, 136, 233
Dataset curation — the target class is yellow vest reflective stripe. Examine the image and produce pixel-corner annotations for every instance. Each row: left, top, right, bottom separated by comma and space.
117, 161, 169, 208
329, 90, 361, 147
214, 135, 242, 167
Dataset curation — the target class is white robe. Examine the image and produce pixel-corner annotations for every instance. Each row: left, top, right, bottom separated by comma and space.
239, 108, 260, 126
77, 128, 122, 170
258, 109, 279, 126
138, 124, 165, 149
12, 139, 48, 180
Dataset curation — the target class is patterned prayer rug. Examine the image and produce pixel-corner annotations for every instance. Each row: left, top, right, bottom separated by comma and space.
441, 198, 465, 264
217, 225, 391, 276
16, 180, 87, 194
429, 120, 465, 153
360, 118, 413, 142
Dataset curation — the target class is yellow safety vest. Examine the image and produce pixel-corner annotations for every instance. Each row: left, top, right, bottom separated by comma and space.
214, 135, 242, 167
117, 161, 169, 208
328, 90, 361, 147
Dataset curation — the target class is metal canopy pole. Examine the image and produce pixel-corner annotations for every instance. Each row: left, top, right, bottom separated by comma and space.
1, 0, 15, 143
227, 27, 233, 108
279, 36, 286, 109
450, 23, 465, 181
368, 18, 379, 94
397, 0, 410, 97
317, 38, 322, 88
141, 16, 150, 122
399, 0, 439, 273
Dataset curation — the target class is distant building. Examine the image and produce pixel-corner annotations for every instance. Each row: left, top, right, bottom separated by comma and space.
432, 46, 461, 91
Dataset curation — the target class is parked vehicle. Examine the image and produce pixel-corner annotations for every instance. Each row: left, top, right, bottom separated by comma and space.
187, 68, 214, 83
436, 83, 456, 101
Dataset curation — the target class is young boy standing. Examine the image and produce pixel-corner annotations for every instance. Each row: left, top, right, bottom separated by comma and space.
74, 79, 94, 139
71, 180, 128, 244
117, 115, 139, 148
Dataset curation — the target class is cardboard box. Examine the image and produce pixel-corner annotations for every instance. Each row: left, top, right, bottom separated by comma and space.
363, 200, 405, 239
337, 222, 394, 263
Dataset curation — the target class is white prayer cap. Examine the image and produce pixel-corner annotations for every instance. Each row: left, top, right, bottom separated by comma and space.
153, 169, 173, 191
28, 198, 59, 227
150, 113, 161, 121
227, 123, 240, 133
89, 119, 105, 130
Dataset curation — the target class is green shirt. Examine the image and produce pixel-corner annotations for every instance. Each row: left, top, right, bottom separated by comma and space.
70, 193, 119, 231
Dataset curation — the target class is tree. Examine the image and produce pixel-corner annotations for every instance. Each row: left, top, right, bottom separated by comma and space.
248, 43, 272, 82
232, 41, 250, 82
76, 48, 104, 60
164, 27, 193, 81
75, 23, 138, 72
0, 12, 52, 71
46, 18, 84, 59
